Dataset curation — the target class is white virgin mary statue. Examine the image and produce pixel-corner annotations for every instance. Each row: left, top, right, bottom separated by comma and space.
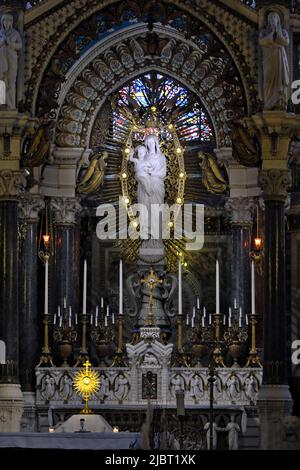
259, 12, 289, 110
130, 134, 166, 239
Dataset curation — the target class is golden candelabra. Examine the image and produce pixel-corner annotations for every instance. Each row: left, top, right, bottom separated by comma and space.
174, 314, 189, 367
75, 314, 90, 367
212, 313, 225, 367
245, 314, 262, 367
111, 314, 127, 367
73, 360, 101, 414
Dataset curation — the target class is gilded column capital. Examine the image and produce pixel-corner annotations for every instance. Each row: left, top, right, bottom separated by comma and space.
0, 169, 25, 199
225, 197, 255, 226
18, 194, 44, 222
259, 169, 291, 202
50, 197, 82, 225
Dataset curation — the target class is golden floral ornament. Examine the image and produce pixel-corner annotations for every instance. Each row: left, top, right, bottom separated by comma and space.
73, 360, 101, 414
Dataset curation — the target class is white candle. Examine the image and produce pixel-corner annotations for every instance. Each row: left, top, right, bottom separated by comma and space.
53, 314, 56, 325
95, 316, 98, 327
106, 305, 110, 317
101, 297, 104, 309
63, 297, 66, 309
178, 260, 182, 315
90, 314, 93, 325
246, 315, 249, 326
239, 317, 242, 328
112, 313, 115, 324
239, 307, 242, 319
223, 315, 226, 325
229, 317, 232, 328
83, 260, 87, 315
44, 259, 49, 315
75, 313, 78, 325
251, 260, 255, 314
186, 315, 189, 326
192, 306, 196, 318
197, 297, 200, 309
105, 316, 108, 327
59, 317, 62, 328
202, 316, 205, 328
203, 306, 206, 318
69, 306, 72, 317
209, 314, 212, 325
216, 259, 220, 314
119, 260, 123, 314
69, 317, 71, 327
58, 306, 61, 317
234, 298, 237, 309
229, 307, 232, 318
95, 306, 99, 318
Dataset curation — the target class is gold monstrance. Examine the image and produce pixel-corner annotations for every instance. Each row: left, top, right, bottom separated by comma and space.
141, 268, 163, 326
73, 360, 101, 414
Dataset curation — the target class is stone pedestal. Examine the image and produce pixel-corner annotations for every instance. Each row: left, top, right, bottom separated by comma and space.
0, 383, 24, 432
258, 385, 293, 449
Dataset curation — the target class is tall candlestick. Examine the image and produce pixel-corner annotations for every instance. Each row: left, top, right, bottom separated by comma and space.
44, 259, 49, 315
58, 306, 61, 317
229, 307, 232, 318
101, 297, 104, 309
83, 260, 87, 315
178, 260, 182, 315
216, 259, 220, 314
251, 260, 255, 314
239, 307, 242, 318
106, 305, 110, 317
63, 297, 66, 309
119, 259, 123, 314
105, 316, 108, 327
197, 297, 200, 309
234, 298, 237, 309
95, 306, 99, 318
191, 317, 195, 328
192, 306, 196, 318
203, 306, 206, 318
202, 316, 205, 328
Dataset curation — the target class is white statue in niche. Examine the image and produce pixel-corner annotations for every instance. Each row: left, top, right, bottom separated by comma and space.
190, 374, 204, 402
0, 14, 22, 109
129, 134, 167, 239
226, 416, 240, 450
259, 12, 289, 110
244, 373, 258, 404
113, 373, 130, 403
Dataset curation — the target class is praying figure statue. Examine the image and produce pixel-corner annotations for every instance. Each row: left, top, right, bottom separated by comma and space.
0, 13, 22, 109
259, 12, 289, 110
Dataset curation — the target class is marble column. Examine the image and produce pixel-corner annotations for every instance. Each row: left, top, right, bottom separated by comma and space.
258, 168, 293, 449
18, 195, 44, 391
225, 197, 255, 316
0, 170, 25, 369
51, 198, 81, 315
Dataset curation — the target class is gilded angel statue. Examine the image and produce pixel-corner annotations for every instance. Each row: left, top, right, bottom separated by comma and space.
77, 151, 108, 194
198, 151, 228, 194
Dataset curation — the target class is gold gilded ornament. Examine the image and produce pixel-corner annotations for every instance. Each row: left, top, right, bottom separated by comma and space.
73, 360, 101, 414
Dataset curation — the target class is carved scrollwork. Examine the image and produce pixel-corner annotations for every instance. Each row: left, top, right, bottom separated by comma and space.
50, 197, 82, 224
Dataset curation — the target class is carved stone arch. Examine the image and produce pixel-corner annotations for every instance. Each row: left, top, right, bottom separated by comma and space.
55, 27, 248, 148
26, 0, 258, 119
